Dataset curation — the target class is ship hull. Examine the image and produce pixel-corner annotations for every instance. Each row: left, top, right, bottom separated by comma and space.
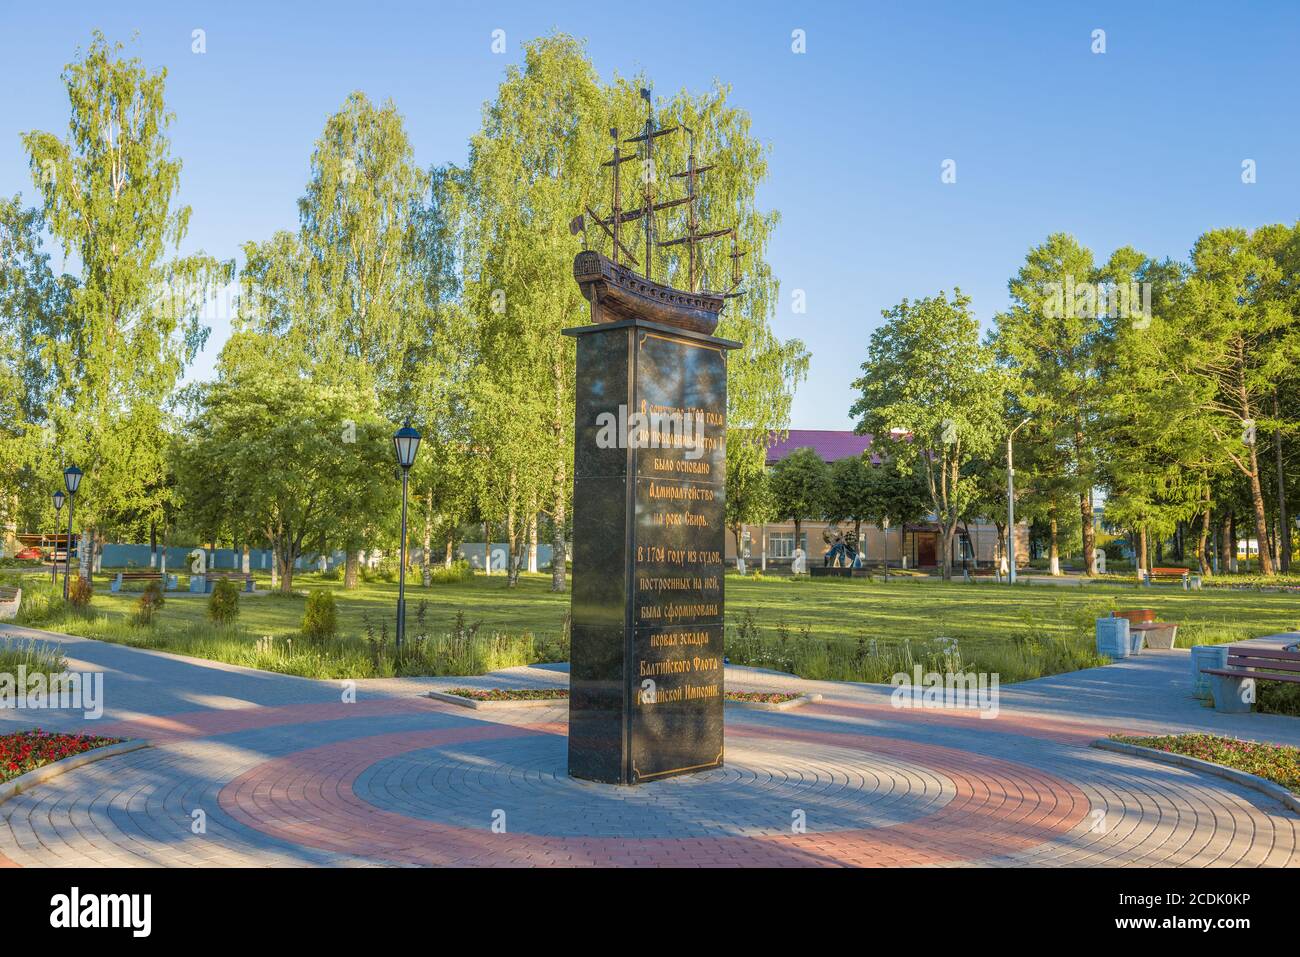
573, 250, 724, 335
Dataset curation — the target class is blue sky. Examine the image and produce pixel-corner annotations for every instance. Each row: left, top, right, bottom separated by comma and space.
3, 1, 1299, 428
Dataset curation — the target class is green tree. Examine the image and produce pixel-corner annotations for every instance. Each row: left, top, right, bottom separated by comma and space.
1164, 227, 1299, 576
767, 447, 830, 554
240, 91, 433, 587
850, 290, 1003, 579
178, 333, 394, 593
21, 32, 230, 575
993, 234, 1109, 577
459, 34, 807, 590
825, 455, 874, 543
725, 440, 771, 568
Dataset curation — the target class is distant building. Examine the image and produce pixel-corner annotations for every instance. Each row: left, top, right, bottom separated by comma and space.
726, 429, 1029, 571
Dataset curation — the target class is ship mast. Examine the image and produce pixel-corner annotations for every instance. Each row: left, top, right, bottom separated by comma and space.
660, 126, 736, 294
572, 88, 746, 302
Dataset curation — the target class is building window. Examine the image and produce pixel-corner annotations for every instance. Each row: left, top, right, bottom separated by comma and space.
769, 532, 807, 559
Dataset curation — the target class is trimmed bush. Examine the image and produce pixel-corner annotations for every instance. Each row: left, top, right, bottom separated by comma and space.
429, 559, 473, 585
301, 588, 337, 643
134, 582, 165, 625
68, 576, 93, 608
207, 578, 240, 624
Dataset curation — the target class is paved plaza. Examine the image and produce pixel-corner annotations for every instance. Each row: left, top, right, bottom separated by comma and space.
2, 622, 1298, 867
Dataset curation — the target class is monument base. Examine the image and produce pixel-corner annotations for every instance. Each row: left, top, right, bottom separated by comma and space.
810, 566, 872, 578
564, 317, 737, 785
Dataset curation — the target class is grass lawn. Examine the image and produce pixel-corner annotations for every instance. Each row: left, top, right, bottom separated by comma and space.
3, 568, 1296, 682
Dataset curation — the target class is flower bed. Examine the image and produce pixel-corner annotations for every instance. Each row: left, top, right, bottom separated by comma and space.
1110, 733, 1300, 795
725, 691, 800, 704
442, 687, 568, 701
1, 729, 123, 785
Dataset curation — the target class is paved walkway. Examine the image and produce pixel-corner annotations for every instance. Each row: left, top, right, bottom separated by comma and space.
1, 623, 1297, 867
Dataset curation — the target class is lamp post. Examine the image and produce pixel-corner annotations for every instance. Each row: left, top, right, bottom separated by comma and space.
1006, 417, 1031, 585
392, 421, 421, 651
62, 465, 82, 600
51, 490, 65, 584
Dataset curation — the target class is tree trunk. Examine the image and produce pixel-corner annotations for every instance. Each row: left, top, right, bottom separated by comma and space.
550, 352, 570, 593
506, 489, 520, 587
278, 542, 295, 594
78, 525, 94, 583
528, 512, 538, 574
483, 521, 492, 576
149, 521, 158, 568
1220, 515, 1233, 574
1080, 485, 1095, 574
1246, 440, 1275, 575
344, 551, 360, 589
421, 491, 432, 587
551, 466, 568, 592
1276, 394, 1291, 573
794, 518, 803, 565
1048, 515, 1060, 575
1137, 527, 1148, 582
445, 531, 454, 568
1197, 492, 1213, 579
940, 523, 955, 580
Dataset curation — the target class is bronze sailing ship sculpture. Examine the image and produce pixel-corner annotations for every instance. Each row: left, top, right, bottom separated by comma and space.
570, 88, 746, 334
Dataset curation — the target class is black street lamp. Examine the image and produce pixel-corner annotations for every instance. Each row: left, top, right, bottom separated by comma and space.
392, 421, 421, 650
51, 490, 65, 584
62, 465, 82, 600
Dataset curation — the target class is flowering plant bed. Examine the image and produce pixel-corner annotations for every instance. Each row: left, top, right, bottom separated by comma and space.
724, 691, 822, 711
1, 729, 123, 785
1109, 733, 1300, 796
426, 687, 568, 710
444, 687, 568, 701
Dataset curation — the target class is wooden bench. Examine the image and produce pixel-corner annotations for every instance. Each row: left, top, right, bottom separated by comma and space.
1202, 644, 1300, 713
110, 570, 178, 593
0, 585, 20, 620
202, 571, 254, 594
1115, 608, 1156, 624
1143, 567, 1192, 589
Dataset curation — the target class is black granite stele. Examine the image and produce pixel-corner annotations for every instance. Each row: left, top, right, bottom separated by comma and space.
564, 317, 739, 784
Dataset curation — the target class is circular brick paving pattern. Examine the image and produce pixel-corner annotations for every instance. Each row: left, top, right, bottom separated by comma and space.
1, 698, 1296, 867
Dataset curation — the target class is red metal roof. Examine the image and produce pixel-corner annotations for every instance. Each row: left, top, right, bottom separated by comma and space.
766, 430, 875, 465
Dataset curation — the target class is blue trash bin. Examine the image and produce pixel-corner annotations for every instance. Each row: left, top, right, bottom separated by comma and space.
1096, 617, 1130, 659
1189, 645, 1230, 700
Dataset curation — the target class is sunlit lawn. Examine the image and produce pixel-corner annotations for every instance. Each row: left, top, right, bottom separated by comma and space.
82, 568, 1297, 648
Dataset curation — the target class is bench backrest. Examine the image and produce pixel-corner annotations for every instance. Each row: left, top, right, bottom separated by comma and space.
1150, 567, 1188, 576
1115, 609, 1156, 624
121, 571, 162, 579
1226, 645, 1300, 674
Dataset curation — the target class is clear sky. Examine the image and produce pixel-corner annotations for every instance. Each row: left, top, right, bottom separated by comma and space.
3, 1, 1299, 428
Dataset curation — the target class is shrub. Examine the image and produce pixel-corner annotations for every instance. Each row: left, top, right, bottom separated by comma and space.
429, 559, 473, 585
134, 582, 165, 626
207, 578, 240, 624
68, 576, 93, 608
318, 565, 341, 581
301, 588, 337, 643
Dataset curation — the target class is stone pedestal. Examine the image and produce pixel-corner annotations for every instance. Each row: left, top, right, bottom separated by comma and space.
564, 317, 737, 785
